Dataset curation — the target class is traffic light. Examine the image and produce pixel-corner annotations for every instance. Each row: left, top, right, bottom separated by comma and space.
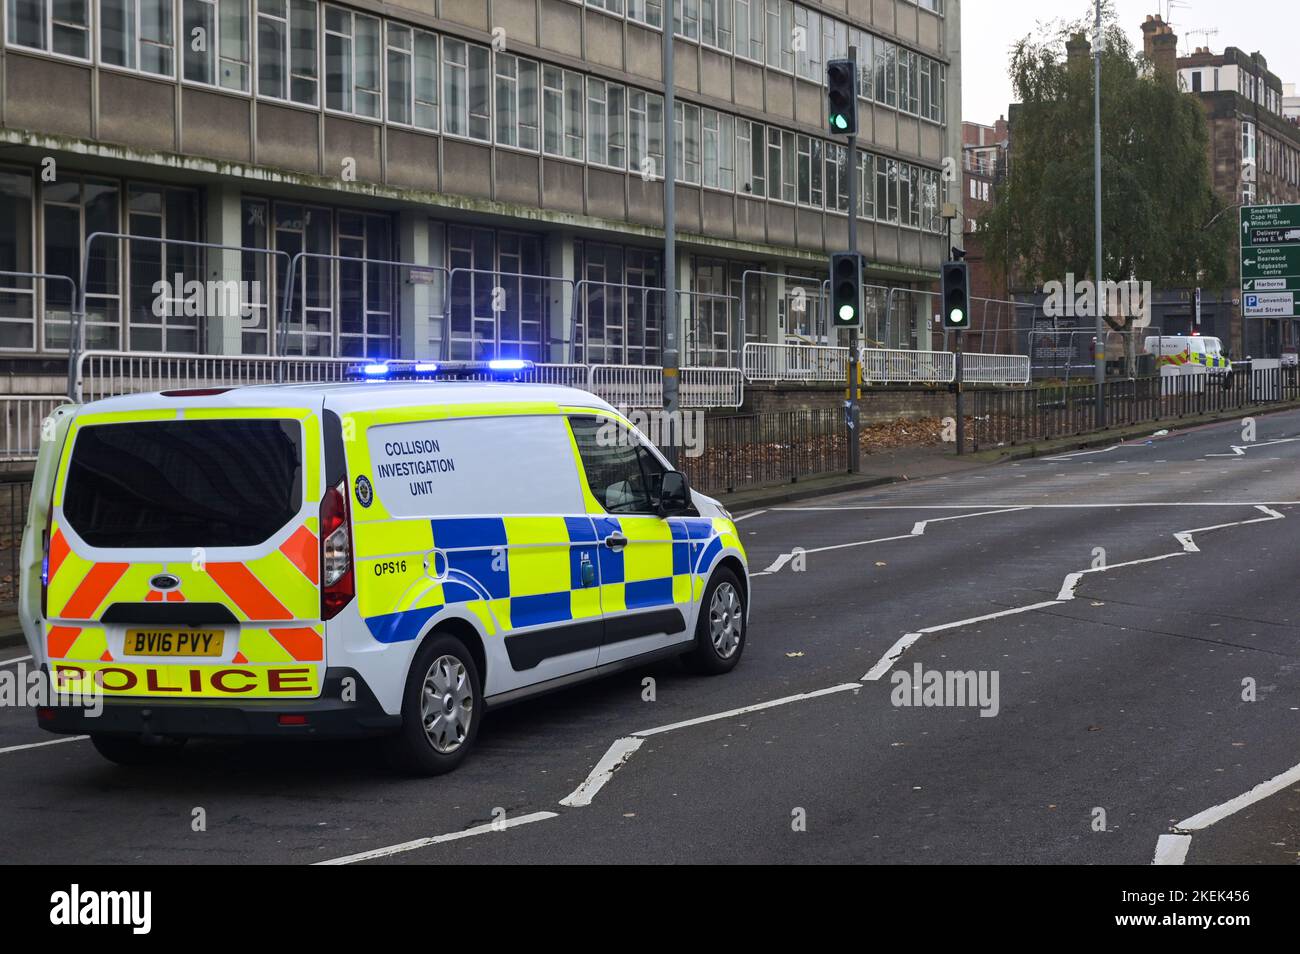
826, 59, 858, 136
830, 252, 863, 328
941, 260, 970, 332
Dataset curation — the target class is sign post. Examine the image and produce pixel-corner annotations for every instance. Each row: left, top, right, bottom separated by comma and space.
1240, 204, 1300, 356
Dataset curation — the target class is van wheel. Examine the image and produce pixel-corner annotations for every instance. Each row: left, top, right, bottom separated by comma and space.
385, 632, 482, 777
90, 734, 187, 766
684, 567, 747, 675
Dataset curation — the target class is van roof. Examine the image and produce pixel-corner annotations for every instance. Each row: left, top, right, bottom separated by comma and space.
76, 380, 621, 417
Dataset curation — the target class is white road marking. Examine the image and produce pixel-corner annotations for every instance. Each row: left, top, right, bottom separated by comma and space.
759, 507, 1028, 575
1152, 834, 1193, 865
0, 735, 88, 755
633, 683, 861, 738
0, 654, 32, 667
315, 811, 558, 865
862, 633, 922, 681
1151, 756, 1300, 865
559, 737, 643, 807
772, 502, 1300, 510
1174, 760, 1300, 832
732, 509, 767, 522
1205, 438, 1300, 458
1042, 444, 1122, 461
865, 505, 1287, 682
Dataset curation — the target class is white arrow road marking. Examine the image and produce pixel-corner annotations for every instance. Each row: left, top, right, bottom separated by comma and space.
315, 811, 558, 865
1151, 834, 1192, 865
1205, 438, 1300, 458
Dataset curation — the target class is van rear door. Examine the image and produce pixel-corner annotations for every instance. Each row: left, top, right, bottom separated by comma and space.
43, 406, 326, 700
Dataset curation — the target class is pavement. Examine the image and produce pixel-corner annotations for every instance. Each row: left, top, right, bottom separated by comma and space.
1, 407, 1298, 865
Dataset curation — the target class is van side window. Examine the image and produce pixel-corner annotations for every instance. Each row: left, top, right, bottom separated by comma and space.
568, 416, 667, 515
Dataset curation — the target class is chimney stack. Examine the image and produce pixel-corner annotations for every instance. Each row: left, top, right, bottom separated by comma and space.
1066, 32, 1092, 70
1141, 14, 1178, 79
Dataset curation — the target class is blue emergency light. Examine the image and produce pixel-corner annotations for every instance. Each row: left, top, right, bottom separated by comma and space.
348, 359, 536, 381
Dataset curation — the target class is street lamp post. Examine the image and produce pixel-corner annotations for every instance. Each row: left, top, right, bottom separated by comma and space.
1093, 0, 1106, 426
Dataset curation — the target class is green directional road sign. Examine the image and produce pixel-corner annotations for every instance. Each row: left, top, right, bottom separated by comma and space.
1241, 205, 1300, 315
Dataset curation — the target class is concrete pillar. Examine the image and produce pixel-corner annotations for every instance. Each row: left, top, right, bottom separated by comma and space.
398, 211, 436, 360
204, 183, 242, 355
546, 231, 577, 363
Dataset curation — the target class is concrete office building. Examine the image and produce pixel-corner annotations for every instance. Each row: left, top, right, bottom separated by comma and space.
0, 0, 958, 380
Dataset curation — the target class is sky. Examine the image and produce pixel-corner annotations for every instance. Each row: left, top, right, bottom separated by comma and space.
961, 0, 1300, 125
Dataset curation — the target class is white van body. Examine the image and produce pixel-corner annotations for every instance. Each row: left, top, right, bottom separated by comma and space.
21, 381, 748, 772
1142, 335, 1231, 375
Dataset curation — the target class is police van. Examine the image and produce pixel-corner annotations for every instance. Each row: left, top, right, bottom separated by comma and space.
18, 367, 749, 775
1142, 334, 1232, 377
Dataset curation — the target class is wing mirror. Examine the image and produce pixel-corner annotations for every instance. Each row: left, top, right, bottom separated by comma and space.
657, 471, 692, 517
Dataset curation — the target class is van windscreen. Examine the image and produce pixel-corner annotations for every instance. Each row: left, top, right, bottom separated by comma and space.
62, 419, 303, 548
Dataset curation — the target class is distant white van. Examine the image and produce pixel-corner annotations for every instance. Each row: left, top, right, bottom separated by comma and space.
20, 373, 749, 775
1142, 335, 1232, 376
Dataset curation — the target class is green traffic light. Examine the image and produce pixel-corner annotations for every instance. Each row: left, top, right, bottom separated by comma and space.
839, 304, 856, 322
832, 114, 848, 130
950, 308, 965, 325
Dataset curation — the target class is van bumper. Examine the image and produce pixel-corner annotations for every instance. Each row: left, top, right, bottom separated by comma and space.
36, 667, 401, 740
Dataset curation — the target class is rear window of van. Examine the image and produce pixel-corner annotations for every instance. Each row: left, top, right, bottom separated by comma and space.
62, 419, 303, 548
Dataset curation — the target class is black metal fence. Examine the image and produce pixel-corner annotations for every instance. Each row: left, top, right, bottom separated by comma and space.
0, 470, 33, 609
681, 409, 845, 495
969, 367, 1300, 450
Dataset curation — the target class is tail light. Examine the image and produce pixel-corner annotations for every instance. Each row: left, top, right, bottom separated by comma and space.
320, 479, 354, 619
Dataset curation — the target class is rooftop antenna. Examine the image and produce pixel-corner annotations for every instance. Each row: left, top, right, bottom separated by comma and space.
1183, 27, 1218, 55
1165, 0, 1192, 29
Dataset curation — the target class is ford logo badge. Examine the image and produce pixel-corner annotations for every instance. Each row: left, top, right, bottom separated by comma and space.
150, 573, 181, 590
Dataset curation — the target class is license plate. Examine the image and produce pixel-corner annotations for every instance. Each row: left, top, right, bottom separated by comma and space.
123, 628, 224, 657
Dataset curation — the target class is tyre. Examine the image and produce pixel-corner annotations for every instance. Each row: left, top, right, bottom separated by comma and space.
90, 734, 186, 766
684, 567, 747, 675
384, 631, 482, 777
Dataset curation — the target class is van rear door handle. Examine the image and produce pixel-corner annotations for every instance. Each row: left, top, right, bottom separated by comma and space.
603, 532, 628, 551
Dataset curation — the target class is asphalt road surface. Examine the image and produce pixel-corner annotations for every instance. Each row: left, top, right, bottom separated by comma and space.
2, 410, 1298, 865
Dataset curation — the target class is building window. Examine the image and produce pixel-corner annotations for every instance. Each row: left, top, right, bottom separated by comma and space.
337, 210, 394, 358
181, 0, 250, 91
763, 0, 792, 72
736, 118, 764, 197
240, 198, 272, 353
702, 108, 733, 190
495, 53, 540, 150
126, 185, 201, 353
1243, 121, 1256, 164
442, 38, 491, 141
587, 0, 624, 16
273, 202, 332, 355
6, 0, 89, 58
43, 176, 120, 351
446, 225, 545, 361
587, 78, 627, 169
257, 0, 318, 106
674, 101, 700, 184
673, 0, 698, 41
627, 0, 663, 28
543, 65, 584, 161
734, 0, 762, 62
857, 151, 872, 218
324, 5, 380, 118
385, 24, 437, 130
629, 89, 664, 178
99, 0, 175, 76
0, 169, 36, 350
576, 240, 662, 365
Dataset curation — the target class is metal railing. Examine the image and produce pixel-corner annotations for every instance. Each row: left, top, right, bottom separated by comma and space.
443, 266, 569, 362
968, 367, 1300, 450
680, 367, 744, 408
0, 397, 71, 461
679, 409, 844, 494
0, 469, 33, 609
743, 342, 847, 382
861, 347, 954, 384
962, 353, 1031, 385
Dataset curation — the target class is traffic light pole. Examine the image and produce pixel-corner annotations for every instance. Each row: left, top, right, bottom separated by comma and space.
846, 45, 860, 475
954, 334, 964, 455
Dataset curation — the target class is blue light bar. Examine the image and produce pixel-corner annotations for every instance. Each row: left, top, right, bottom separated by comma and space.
488, 358, 529, 372
363, 363, 390, 376
414, 362, 439, 373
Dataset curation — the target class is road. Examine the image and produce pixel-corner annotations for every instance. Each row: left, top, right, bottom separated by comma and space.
1, 410, 1298, 865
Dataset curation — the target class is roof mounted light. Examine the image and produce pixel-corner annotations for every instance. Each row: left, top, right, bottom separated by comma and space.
362, 362, 390, 377
345, 359, 536, 381
488, 358, 529, 372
